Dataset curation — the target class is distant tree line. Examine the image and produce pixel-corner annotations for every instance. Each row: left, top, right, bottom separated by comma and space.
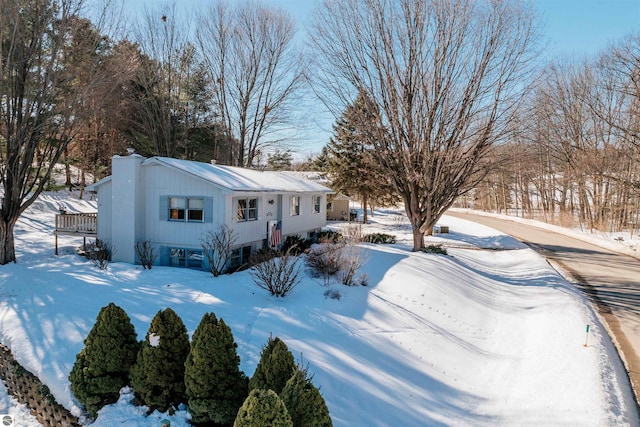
467, 35, 640, 236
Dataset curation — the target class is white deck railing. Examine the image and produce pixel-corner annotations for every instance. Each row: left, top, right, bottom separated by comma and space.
55, 213, 97, 234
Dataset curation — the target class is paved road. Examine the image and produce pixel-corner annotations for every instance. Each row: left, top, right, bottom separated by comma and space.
446, 210, 640, 407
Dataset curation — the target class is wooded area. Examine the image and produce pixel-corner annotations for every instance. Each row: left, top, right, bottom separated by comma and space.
1, 0, 640, 263
467, 36, 640, 236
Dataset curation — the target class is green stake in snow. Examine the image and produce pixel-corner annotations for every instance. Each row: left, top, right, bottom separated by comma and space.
584, 325, 590, 347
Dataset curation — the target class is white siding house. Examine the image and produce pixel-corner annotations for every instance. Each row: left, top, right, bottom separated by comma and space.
86, 154, 333, 269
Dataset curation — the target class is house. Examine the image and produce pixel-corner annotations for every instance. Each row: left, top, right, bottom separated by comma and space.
326, 194, 352, 221
85, 154, 333, 270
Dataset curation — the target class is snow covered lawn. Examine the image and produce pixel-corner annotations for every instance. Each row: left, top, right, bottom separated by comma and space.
0, 193, 637, 426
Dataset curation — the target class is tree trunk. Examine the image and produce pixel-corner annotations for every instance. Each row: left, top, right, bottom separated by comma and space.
362, 196, 368, 224
411, 224, 424, 252
0, 218, 17, 264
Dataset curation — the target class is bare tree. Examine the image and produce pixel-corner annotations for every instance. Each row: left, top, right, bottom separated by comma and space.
197, 0, 305, 167
129, 4, 213, 159
0, 0, 113, 264
309, 0, 539, 251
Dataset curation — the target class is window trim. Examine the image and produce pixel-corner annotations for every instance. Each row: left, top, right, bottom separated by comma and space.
313, 195, 321, 214
290, 195, 300, 216
169, 196, 204, 223
236, 197, 258, 222
169, 247, 203, 269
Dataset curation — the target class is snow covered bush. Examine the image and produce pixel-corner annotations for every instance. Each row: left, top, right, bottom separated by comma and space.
184, 312, 248, 425
250, 249, 302, 297
68, 303, 139, 418
233, 389, 293, 427
280, 367, 333, 427
249, 336, 296, 394
130, 308, 190, 413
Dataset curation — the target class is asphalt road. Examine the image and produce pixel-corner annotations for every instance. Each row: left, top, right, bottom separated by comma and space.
446, 210, 640, 408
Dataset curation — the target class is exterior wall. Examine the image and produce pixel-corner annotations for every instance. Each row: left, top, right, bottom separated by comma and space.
98, 156, 330, 268
95, 182, 112, 242
281, 193, 327, 238
327, 198, 350, 221
143, 163, 224, 250
110, 155, 145, 263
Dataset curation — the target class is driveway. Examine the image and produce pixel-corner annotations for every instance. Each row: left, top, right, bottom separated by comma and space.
446, 210, 640, 408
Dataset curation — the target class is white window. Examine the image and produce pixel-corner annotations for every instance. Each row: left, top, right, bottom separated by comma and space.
237, 197, 258, 221
170, 197, 185, 220
290, 196, 300, 216
313, 195, 321, 214
170, 248, 203, 269
169, 197, 203, 222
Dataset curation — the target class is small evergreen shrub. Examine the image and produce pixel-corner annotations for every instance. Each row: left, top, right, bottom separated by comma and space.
280, 367, 332, 427
421, 244, 448, 255
315, 230, 342, 243
281, 235, 311, 255
185, 312, 249, 425
362, 233, 396, 244
249, 336, 296, 395
69, 303, 139, 418
130, 308, 190, 413
234, 389, 292, 427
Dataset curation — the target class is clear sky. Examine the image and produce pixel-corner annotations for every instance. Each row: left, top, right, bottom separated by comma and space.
123, 0, 640, 158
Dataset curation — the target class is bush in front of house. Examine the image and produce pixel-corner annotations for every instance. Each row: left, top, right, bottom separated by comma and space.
250, 249, 302, 297
421, 244, 448, 255
280, 367, 333, 427
281, 235, 312, 255
185, 312, 249, 425
130, 308, 190, 413
135, 240, 158, 269
362, 233, 396, 244
305, 242, 344, 286
201, 224, 238, 276
69, 303, 140, 418
234, 389, 293, 427
249, 336, 296, 395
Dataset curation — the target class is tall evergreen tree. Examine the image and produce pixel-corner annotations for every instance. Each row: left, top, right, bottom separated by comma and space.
249, 336, 296, 394
68, 303, 139, 418
280, 367, 332, 427
130, 308, 190, 413
326, 90, 397, 223
185, 312, 249, 425
234, 389, 293, 427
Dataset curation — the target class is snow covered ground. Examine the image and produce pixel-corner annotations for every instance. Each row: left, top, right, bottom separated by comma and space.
0, 192, 637, 426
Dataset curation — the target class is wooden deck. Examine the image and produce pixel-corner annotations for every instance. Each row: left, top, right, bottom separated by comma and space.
54, 213, 97, 255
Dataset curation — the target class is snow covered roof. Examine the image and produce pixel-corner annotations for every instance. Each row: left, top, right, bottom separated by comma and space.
85, 176, 111, 192
146, 157, 333, 193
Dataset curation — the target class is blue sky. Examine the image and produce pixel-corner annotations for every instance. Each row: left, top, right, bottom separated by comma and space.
123, 0, 640, 158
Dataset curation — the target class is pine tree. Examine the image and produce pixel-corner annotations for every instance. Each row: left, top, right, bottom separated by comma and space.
248, 336, 296, 394
326, 89, 397, 223
185, 312, 249, 425
68, 303, 139, 418
130, 308, 190, 413
234, 389, 293, 427
280, 367, 332, 427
